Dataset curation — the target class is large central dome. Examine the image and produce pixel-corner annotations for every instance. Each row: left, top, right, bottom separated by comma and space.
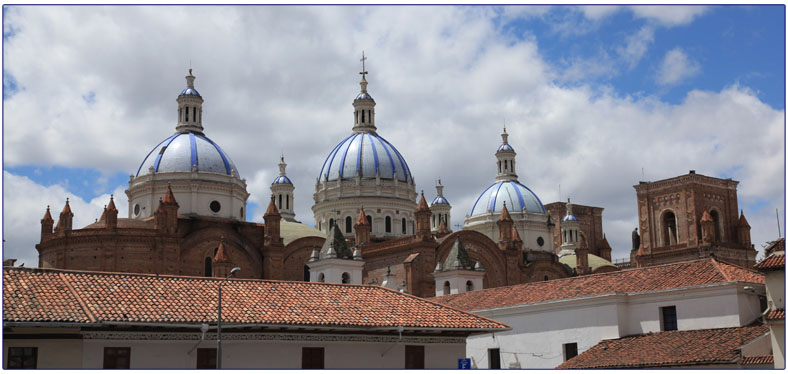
317, 132, 412, 183
136, 132, 239, 177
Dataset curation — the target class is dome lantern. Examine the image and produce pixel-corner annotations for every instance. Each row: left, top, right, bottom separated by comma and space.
495, 126, 517, 182
352, 51, 377, 134
176, 69, 205, 134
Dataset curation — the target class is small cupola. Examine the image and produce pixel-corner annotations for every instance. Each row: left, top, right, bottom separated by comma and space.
176, 69, 205, 134
352, 51, 377, 134
495, 126, 517, 182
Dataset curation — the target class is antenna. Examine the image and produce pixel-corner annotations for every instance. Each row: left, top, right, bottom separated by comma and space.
777, 208, 782, 238
558, 184, 561, 202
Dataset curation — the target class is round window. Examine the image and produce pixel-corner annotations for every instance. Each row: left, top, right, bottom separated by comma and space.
133, 204, 141, 216
537, 236, 545, 246
210, 201, 221, 213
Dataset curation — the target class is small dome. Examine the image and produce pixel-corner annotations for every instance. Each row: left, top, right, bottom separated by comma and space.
272, 175, 293, 185
431, 196, 450, 206
179, 87, 201, 97
469, 180, 545, 217
562, 214, 578, 222
355, 92, 374, 100
136, 132, 239, 177
497, 143, 515, 152
318, 132, 412, 183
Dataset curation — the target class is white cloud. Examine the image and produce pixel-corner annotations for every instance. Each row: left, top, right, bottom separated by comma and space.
577, 5, 620, 21
656, 48, 701, 86
630, 6, 709, 27
617, 25, 655, 69
2, 5, 783, 266
2, 171, 127, 267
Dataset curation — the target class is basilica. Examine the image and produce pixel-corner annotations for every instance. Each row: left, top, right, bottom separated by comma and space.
34, 59, 756, 298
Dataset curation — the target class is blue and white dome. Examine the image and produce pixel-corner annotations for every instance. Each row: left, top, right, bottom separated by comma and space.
136, 132, 239, 177
432, 196, 450, 205
562, 213, 578, 222
318, 132, 412, 183
180, 87, 201, 97
497, 143, 515, 152
469, 180, 546, 216
272, 175, 292, 185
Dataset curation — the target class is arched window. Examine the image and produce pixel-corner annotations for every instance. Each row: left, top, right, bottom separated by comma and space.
402, 218, 407, 234
179, 108, 182, 122
710, 210, 722, 242
432, 215, 435, 228
662, 211, 678, 245
385, 216, 392, 233
443, 281, 451, 295
341, 272, 350, 284
204, 257, 212, 277
304, 265, 310, 281
318, 273, 325, 283
278, 194, 282, 209
362, 110, 365, 123
185, 106, 189, 121
498, 161, 501, 173
346, 216, 352, 233
329, 218, 334, 229
193, 107, 197, 122
544, 275, 549, 281
286, 195, 289, 210
319, 221, 322, 231
366, 216, 372, 226
466, 280, 474, 292
504, 159, 508, 171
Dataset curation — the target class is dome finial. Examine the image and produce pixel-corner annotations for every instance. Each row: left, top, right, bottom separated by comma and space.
359, 51, 369, 93
186, 68, 195, 89
501, 124, 509, 145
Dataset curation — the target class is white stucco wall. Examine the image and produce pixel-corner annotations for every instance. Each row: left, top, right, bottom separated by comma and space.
78, 332, 466, 369
465, 283, 763, 369
4, 338, 83, 369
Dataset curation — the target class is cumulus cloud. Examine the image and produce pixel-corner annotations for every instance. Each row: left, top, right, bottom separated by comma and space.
577, 5, 620, 21
2, 6, 783, 265
3, 171, 127, 266
631, 5, 709, 27
656, 47, 701, 86
617, 25, 655, 69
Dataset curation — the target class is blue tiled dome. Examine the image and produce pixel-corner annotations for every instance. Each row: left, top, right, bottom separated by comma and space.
355, 92, 374, 100
272, 175, 293, 185
497, 143, 515, 152
431, 196, 450, 206
469, 181, 545, 216
180, 87, 201, 97
562, 214, 578, 222
136, 133, 239, 177
318, 132, 412, 183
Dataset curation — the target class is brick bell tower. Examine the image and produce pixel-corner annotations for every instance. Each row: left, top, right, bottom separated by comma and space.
633, 170, 757, 268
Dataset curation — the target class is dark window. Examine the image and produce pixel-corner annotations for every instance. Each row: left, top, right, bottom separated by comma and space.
361, 110, 365, 123
504, 159, 508, 171
329, 218, 334, 229
7, 347, 37, 369
662, 211, 678, 245
193, 107, 197, 122
405, 345, 425, 369
133, 204, 140, 216
179, 108, 182, 122
661, 306, 677, 331
537, 236, 544, 246
488, 348, 500, 369
185, 106, 189, 121
278, 194, 282, 209
544, 275, 549, 281
385, 216, 392, 233
466, 280, 474, 292
710, 210, 722, 241
402, 218, 407, 234
563, 343, 578, 361
342, 272, 350, 284
366, 216, 372, 227
204, 257, 212, 277
210, 201, 221, 213
302, 347, 324, 369
103, 347, 131, 369
346, 216, 352, 233
196, 348, 216, 369
304, 265, 310, 281
498, 161, 501, 173
240, 207, 244, 219
443, 281, 451, 295
286, 195, 289, 210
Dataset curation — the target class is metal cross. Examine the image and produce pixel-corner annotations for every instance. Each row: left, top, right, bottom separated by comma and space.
359, 51, 368, 79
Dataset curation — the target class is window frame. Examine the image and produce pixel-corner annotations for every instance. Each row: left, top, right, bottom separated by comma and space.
301, 347, 325, 369
563, 342, 578, 361
405, 345, 425, 369
7, 347, 37, 369
661, 305, 678, 331
488, 348, 501, 369
103, 347, 131, 369
196, 348, 217, 369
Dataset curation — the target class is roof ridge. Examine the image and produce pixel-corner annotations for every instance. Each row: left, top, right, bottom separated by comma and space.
57, 272, 98, 323
710, 257, 763, 281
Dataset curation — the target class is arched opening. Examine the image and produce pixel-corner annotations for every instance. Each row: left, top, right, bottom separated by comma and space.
193, 107, 197, 122
318, 273, 325, 283
362, 110, 365, 123
341, 272, 350, 284
504, 159, 508, 171
385, 216, 392, 233
345, 216, 352, 233
402, 218, 407, 234
662, 211, 678, 246
303, 265, 310, 281
498, 161, 501, 173
443, 281, 451, 295
432, 215, 435, 228
278, 194, 282, 209
318, 221, 322, 231
466, 280, 474, 292
179, 108, 182, 122
185, 106, 189, 121
544, 275, 549, 281
329, 218, 334, 229
366, 216, 372, 227
710, 210, 722, 242
286, 195, 289, 210
204, 257, 212, 277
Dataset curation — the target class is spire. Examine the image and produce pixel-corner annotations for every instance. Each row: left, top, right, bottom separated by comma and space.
738, 210, 751, 228
214, 239, 231, 263
566, 197, 573, 216
355, 207, 369, 226
106, 195, 117, 212
441, 237, 474, 270
62, 198, 72, 214
176, 68, 205, 134
359, 50, 368, 93
600, 234, 612, 249
278, 155, 287, 176
435, 178, 445, 198
416, 190, 429, 211
501, 126, 509, 145
499, 201, 513, 222
161, 184, 178, 205
512, 225, 522, 243
41, 206, 53, 223
265, 195, 280, 216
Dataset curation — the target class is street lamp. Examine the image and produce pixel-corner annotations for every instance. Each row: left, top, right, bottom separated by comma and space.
217, 267, 240, 369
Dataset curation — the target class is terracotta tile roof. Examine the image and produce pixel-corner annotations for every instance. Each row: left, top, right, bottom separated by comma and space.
764, 238, 785, 256
3, 267, 508, 332
755, 252, 785, 271
432, 258, 764, 311
740, 355, 774, 365
557, 324, 769, 369
766, 308, 784, 320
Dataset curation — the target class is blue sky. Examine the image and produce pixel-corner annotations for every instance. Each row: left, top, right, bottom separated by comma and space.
2, 5, 785, 266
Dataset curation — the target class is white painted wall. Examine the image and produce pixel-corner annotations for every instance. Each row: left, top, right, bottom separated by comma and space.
465, 283, 764, 369
77, 333, 465, 369
4, 339, 82, 369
